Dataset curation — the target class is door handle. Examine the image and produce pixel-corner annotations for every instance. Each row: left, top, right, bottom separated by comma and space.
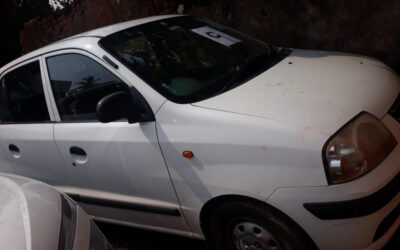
70, 146, 86, 156
69, 146, 88, 166
9, 144, 21, 159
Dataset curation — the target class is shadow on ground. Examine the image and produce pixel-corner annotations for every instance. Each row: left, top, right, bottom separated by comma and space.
97, 222, 207, 250
98, 221, 400, 250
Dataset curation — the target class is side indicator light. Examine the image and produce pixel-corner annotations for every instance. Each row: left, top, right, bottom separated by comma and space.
183, 151, 194, 159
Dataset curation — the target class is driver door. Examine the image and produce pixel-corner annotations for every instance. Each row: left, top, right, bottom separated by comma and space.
43, 50, 188, 232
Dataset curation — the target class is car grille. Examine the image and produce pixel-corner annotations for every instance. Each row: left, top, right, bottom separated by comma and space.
389, 94, 400, 122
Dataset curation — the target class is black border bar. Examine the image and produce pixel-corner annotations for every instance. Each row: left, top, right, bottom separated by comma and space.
374, 202, 400, 240
67, 194, 181, 217
304, 171, 400, 220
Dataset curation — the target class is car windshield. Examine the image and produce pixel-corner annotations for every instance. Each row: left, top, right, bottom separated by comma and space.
100, 16, 290, 103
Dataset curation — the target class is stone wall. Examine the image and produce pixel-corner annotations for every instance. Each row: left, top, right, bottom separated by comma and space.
20, 0, 400, 73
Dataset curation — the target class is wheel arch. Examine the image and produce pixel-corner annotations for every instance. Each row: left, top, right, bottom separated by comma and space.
199, 194, 318, 249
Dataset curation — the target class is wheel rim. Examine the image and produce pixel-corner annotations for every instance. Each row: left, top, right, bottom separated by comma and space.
232, 221, 283, 250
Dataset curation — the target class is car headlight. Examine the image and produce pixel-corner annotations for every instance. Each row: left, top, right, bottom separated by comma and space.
323, 112, 397, 184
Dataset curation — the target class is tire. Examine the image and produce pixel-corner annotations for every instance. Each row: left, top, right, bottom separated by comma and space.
208, 200, 315, 250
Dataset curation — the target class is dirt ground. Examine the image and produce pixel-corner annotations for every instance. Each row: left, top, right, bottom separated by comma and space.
98, 222, 400, 250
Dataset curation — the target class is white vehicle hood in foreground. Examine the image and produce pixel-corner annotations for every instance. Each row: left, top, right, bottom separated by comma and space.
0, 174, 61, 250
194, 49, 400, 134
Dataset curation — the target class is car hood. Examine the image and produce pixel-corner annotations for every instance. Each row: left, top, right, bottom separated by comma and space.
193, 49, 400, 134
0, 174, 61, 250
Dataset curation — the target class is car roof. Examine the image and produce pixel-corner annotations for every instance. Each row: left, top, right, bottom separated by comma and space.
0, 15, 180, 74
67, 14, 180, 38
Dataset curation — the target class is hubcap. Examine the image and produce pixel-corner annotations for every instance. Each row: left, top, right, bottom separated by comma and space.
232, 222, 283, 250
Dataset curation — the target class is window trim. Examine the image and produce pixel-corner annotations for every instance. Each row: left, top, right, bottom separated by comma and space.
42, 49, 133, 123
0, 58, 54, 124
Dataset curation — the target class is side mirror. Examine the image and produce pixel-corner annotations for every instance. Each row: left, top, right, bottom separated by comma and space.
96, 88, 155, 124
96, 91, 135, 123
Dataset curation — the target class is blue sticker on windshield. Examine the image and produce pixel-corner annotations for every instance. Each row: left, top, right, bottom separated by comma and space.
191, 26, 241, 47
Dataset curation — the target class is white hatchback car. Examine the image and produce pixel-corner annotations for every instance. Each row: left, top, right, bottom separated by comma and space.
0, 15, 399, 250
0, 173, 111, 250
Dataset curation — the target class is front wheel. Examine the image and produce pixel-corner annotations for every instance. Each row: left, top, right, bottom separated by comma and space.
208, 201, 315, 250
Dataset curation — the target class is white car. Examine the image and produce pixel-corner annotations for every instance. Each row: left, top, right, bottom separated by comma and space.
0, 173, 112, 250
0, 15, 399, 250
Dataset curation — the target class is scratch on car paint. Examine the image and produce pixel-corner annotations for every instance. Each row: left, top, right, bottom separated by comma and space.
297, 126, 312, 145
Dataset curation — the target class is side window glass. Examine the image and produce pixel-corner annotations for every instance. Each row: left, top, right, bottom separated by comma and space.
46, 54, 127, 121
0, 61, 50, 123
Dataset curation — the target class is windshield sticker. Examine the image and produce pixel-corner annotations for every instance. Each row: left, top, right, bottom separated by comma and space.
191, 26, 241, 47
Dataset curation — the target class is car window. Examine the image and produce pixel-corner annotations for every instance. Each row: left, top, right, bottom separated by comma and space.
0, 61, 50, 123
46, 54, 128, 121
100, 16, 290, 103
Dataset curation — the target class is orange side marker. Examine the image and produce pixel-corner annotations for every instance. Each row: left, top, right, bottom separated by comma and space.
183, 151, 194, 159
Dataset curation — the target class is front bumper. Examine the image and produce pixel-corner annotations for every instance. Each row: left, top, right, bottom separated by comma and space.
266, 114, 400, 250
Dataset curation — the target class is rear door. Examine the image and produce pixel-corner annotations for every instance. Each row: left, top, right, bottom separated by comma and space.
43, 50, 188, 232
0, 59, 69, 185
